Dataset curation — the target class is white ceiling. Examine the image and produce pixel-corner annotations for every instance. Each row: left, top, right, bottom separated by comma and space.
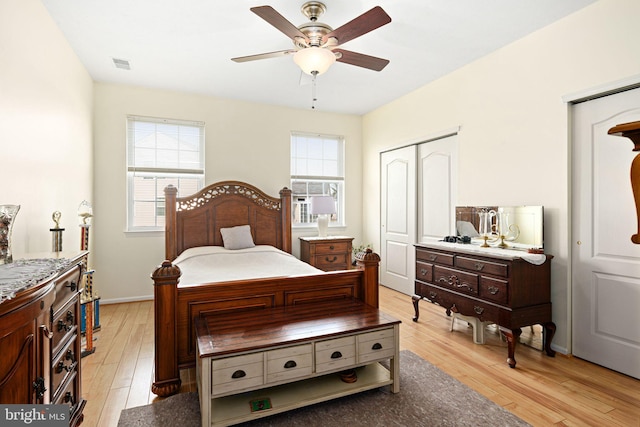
41, 0, 597, 115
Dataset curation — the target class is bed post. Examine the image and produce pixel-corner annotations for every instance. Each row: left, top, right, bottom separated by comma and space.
151, 261, 182, 397
165, 185, 178, 261
355, 249, 381, 308
280, 187, 292, 253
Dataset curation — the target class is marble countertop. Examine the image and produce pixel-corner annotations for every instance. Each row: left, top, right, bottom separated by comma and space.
416, 240, 547, 265
0, 256, 74, 303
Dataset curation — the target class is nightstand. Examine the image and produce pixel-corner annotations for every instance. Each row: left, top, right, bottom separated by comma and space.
299, 236, 354, 271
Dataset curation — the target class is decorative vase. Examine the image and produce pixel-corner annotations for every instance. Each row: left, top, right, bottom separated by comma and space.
0, 204, 20, 264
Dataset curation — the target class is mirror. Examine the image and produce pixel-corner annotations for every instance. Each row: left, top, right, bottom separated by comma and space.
455, 206, 544, 250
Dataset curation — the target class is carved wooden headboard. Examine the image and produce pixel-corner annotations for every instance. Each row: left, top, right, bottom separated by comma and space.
164, 181, 292, 261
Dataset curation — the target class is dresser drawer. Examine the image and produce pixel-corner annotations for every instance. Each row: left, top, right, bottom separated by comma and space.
315, 335, 356, 373
52, 296, 78, 355
456, 256, 509, 278
416, 249, 454, 266
450, 295, 500, 324
266, 344, 313, 383
480, 276, 509, 305
358, 328, 395, 363
415, 261, 433, 283
314, 254, 349, 271
211, 352, 264, 396
52, 264, 81, 313
52, 335, 78, 396
53, 370, 80, 410
433, 266, 479, 296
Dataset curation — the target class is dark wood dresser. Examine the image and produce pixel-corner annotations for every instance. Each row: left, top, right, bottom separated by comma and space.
412, 242, 555, 368
299, 236, 353, 271
0, 251, 87, 426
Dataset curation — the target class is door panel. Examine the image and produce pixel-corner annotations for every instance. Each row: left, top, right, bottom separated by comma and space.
418, 139, 457, 242
380, 146, 416, 295
572, 87, 640, 379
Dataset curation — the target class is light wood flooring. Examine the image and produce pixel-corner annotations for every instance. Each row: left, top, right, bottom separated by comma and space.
81, 286, 640, 427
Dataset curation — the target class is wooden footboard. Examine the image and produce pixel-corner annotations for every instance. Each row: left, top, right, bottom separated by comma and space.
151, 250, 380, 397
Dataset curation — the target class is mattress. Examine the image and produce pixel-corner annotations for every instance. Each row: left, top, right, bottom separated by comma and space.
173, 245, 323, 286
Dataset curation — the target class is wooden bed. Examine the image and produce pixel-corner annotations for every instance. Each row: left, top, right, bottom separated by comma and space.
151, 181, 381, 397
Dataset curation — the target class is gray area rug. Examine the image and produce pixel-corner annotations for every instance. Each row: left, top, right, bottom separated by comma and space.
118, 350, 530, 427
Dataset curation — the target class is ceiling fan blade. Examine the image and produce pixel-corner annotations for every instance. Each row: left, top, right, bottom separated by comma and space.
232, 50, 296, 63
250, 6, 309, 43
334, 49, 389, 71
322, 6, 391, 46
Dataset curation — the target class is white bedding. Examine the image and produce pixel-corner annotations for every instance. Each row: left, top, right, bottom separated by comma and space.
173, 245, 323, 286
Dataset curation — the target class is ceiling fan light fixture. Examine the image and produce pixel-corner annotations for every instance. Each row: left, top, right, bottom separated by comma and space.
293, 47, 336, 75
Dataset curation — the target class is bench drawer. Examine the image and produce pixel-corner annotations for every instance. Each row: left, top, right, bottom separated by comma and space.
266, 344, 313, 383
211, 352, 264, 396
315, 335, 356, 373
358, 328, 395, 363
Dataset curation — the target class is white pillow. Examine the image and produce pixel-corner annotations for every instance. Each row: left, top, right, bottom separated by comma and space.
220, 225, 255, 250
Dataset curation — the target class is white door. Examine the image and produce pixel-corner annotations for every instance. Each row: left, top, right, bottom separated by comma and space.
418, 135, 458, 242
380, 135, 458, 295
572, 87, 640, 379
380, 145, 416, 295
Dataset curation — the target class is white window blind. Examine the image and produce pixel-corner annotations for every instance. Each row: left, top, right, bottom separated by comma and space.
290, 132, 345, 227
126, 116, 205, 231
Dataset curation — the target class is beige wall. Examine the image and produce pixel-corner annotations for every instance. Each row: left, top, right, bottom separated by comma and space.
0, 0, 93, 254
362, 0, 640, 353
92, 83, 363, 302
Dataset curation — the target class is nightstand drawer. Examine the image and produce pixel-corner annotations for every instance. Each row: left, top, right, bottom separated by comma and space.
314, 254, 349, 270
314, 242, 350, 254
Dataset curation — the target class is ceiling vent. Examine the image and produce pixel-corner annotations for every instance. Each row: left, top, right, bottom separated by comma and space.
112, 58, 131, 70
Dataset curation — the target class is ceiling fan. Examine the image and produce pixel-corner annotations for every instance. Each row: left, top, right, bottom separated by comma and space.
231, 2, 392, 76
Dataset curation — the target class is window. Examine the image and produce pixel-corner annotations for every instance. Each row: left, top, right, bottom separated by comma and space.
126, 116, 205, 231
290, 132, 344, 227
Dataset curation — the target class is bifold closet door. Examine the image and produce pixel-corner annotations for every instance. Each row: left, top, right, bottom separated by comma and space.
380, 145, 416, 295
380, 134, 457, 296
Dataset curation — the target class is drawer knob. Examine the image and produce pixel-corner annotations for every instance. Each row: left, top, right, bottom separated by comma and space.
420, 268, 427, 276
474, 306, 485, 315
231, 370, 246, 379
372, 343, 383, 350
64, 391, 75, 405
56, 361, 70, 374
429, 291, 437, 300
325, 256, 338, 263
32, 377, 46, 401
66, 310, 74, 323
488, 286, 500, 295
428, 255, 437, 261
329, 245, 335, 250
57, 320, 72, 332
330, 351, 342, 359
66, 281, 77, 292
474, 263, 485, 271
284, 360, 297, 369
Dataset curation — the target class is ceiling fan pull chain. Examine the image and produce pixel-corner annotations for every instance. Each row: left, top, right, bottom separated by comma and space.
311, 70, 318, 110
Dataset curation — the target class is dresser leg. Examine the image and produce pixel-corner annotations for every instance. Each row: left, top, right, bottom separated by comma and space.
543, 322, 557, 357
411, 295, 421, 322
500, 327, 522, 368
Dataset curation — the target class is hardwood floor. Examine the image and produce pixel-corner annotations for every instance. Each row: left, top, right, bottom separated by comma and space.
81, 286, 640, 427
